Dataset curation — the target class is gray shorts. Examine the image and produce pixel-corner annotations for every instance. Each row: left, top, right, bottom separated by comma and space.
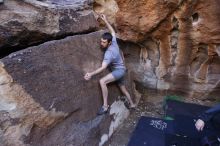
111, 68, 126, 86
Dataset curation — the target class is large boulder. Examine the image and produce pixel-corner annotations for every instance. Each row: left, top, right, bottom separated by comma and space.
0, 31, 136, 146
0, 0, 98, 57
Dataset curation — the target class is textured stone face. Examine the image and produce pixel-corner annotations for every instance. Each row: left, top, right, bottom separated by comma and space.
115, 0, 180, 42
192, 0, 220, 44
2, 31, 105, 119
0, 0, 98, 56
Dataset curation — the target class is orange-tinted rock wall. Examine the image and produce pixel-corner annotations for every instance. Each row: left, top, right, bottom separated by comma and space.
94, 0, 220, 97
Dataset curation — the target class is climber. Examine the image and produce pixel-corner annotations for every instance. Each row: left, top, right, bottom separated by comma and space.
84, 14, 136, 115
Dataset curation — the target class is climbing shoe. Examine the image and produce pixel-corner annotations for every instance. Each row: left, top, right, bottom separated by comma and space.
97, 105, 109, 115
